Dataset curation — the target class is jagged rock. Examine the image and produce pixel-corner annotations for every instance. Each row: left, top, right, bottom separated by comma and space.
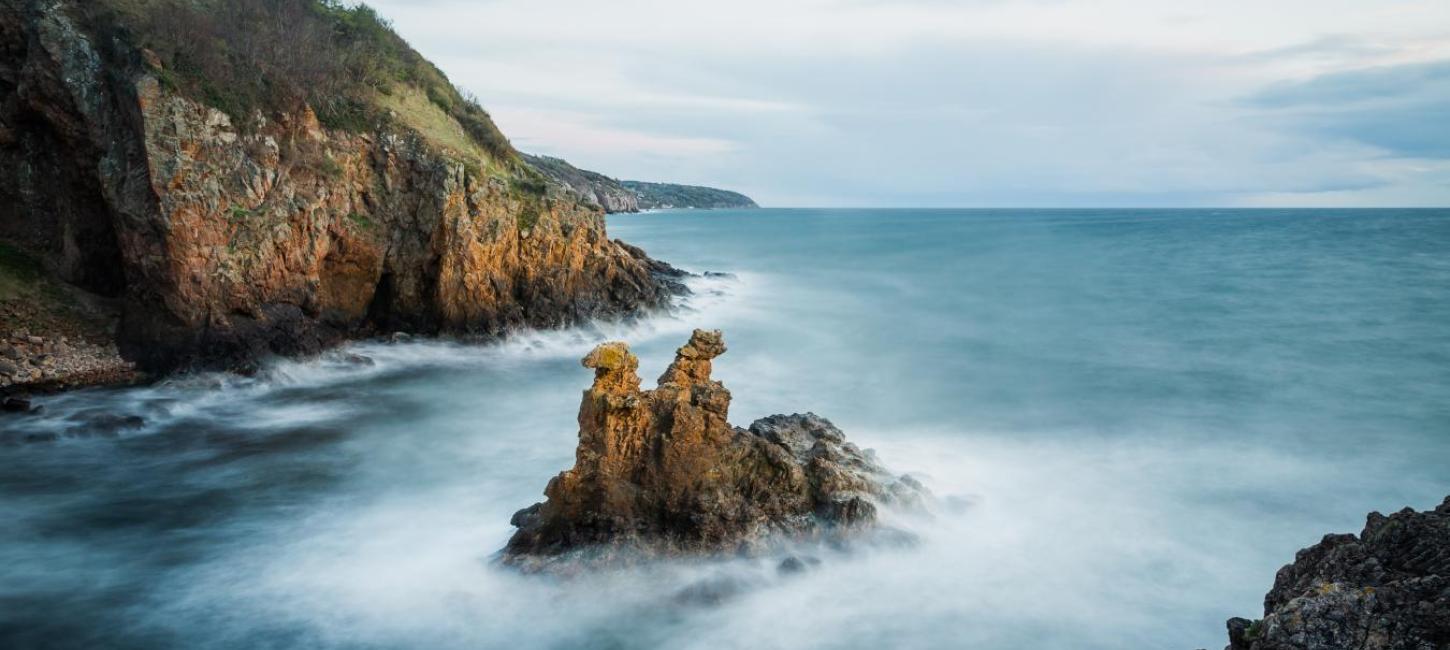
501, 329, 927, 573
1226, 496, 1450, 650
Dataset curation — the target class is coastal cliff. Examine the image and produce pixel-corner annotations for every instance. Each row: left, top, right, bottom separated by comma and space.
0, 0, 675, 377
502, 330, 928, 573
525, 154, 759, 213
1226, 497, 1450, 650
622, 180, 758, 210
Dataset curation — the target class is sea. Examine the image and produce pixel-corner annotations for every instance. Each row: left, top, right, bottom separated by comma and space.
2, 208, 1447, 649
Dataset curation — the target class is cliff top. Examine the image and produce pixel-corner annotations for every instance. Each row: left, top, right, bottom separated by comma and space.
81, 0, 524, 178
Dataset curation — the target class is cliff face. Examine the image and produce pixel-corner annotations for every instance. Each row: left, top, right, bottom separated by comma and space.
0, 0, 672, 372
502, 330, 927, 573
1227, 497, 1450, 650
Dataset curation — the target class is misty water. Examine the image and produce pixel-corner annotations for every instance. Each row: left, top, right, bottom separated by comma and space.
2, 208, 1448, 649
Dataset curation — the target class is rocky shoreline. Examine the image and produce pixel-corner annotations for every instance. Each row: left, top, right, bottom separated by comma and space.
0, 329, 137, 403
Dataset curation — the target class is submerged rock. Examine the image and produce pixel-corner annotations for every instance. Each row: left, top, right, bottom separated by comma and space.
1226, 496, 1450, 650
501, 329, 927, 573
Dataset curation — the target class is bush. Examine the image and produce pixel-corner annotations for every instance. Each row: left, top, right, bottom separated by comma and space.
104, 0, 517, 165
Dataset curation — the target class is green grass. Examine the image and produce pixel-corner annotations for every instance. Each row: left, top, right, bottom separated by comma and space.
317, 156, 344, 179
93, 0, 521, 169
346, 212, 376, 231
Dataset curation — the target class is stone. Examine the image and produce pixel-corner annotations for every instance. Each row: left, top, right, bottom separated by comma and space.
340, 353, 375, 366
1226, 496, 1450, 650
2, 396, 33, 413
501, 330, 928, 573
0, 359, 19, 377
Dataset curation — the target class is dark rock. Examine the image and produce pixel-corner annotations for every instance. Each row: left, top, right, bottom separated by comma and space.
777, 555, 821, 575
3, 396, 33, 413
1225, 496, 1450, 650
501, 330, 928, 573
340, 353, 376, 366
69, 414, 146, 437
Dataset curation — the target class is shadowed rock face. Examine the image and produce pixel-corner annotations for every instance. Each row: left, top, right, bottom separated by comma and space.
1227, 496, 1450, 650
502, 329, 927, 573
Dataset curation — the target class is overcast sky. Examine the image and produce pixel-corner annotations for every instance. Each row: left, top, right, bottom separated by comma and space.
367, 0, 1450, 207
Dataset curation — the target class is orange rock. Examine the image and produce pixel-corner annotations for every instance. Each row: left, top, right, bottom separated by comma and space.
503, 330, 929, 573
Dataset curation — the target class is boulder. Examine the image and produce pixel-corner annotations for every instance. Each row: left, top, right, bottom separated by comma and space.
1226, 496, 1450, 650
501, 330, 927, 573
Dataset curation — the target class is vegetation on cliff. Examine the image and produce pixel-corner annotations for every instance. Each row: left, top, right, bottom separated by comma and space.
87, 0, 519, 168
525, 154, 760, 214
522, 154, 640, 213
622, 180, 759, 210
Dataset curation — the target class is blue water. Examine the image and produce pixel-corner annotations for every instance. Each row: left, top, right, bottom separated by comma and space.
2, 208, 1448, 649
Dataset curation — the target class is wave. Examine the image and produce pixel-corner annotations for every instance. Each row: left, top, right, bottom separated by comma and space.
2, 270, 755, 443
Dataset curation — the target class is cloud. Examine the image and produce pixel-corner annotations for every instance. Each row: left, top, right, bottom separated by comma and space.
366, 0, 1450, 206
1244, 61, 1450, 158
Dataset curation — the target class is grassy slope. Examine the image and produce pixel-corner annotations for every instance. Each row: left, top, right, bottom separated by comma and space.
88, 0, 534, 185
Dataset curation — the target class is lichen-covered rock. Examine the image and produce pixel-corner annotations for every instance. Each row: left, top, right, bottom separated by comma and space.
501, 329, 927, 573
1226, 496, 1450, 650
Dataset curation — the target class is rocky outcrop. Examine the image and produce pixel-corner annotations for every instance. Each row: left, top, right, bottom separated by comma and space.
621, 180, 758, 210
501, 329, 927, 573
0, 329, 135, 392
523, 154, 639, 214
1226, 497, 1450, 650
0, 0, 675, 374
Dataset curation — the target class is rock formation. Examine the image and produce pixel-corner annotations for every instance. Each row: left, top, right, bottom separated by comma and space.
502, 329, 927, 573
0, 0, 676, 375
1226, 496, 1450, 650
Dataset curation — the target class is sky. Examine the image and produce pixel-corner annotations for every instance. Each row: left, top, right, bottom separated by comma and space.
366, 0, 1450, 207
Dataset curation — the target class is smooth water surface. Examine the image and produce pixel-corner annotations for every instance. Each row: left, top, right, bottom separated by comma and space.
2, 208, 1448, 649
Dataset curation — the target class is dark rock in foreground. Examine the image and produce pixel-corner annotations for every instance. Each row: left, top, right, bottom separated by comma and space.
501, 329, 926, 573
1226, 496, 1450, 650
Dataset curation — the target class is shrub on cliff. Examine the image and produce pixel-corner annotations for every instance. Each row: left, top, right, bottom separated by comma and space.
86, 0, 516, 163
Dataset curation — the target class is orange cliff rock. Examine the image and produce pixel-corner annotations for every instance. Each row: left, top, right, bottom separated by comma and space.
0, 1, 681, 373
502, 330, 929, 573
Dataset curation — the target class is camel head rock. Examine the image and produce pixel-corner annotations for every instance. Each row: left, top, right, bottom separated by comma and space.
502, 329, 928, 573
